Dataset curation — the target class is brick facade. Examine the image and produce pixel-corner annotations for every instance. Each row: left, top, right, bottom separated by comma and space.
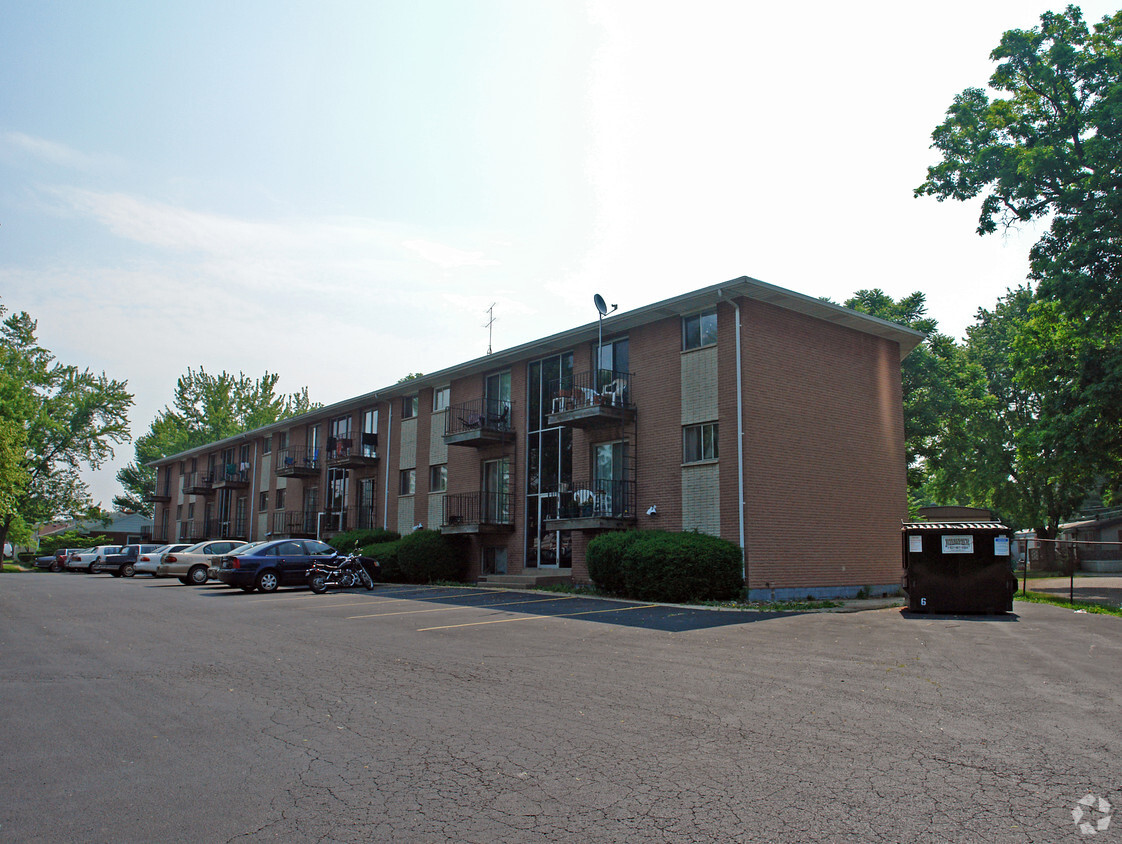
149, 277, 922, 598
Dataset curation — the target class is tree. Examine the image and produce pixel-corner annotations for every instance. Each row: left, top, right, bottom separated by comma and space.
114, 368, 318, 514
0, 302, 133, 554
842, 290, 982, 508
916, 5, 1122, 483
925, 287, 1093, 544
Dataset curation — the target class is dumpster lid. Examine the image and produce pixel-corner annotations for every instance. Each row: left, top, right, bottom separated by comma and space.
902, 522, 1010, 531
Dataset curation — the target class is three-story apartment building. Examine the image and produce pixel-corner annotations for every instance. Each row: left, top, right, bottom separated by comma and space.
148, 277, 923, 600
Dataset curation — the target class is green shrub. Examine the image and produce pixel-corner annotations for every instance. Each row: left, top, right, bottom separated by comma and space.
395, 529, 466, 583
619, 530, 743, 603
329, 528, 400, 553
586, 530, 646, 595
38, 532, 112, 555
362, 539, 402, 582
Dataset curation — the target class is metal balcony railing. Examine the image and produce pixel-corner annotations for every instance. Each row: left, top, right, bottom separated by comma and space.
183, 471, 215, 494
321, 505, 378, 535
216, 463, 251, 485
275, 446, 321, 475
443, 491, 515, 527
272, 510, 320, 537
548, 370, 633, 414
445, 398, 513, 438
552, 479, 636, 520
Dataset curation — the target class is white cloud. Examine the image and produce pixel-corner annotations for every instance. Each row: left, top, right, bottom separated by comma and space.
401, 238, 501, 269
0, 130, 116, 171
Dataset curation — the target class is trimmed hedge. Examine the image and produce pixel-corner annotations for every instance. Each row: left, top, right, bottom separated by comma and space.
328, 528, 401, 553
367, 530, 466, 584
588, 530, 743, 602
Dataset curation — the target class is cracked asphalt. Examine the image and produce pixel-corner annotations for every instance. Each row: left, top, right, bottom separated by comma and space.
2, 574, 1119, 843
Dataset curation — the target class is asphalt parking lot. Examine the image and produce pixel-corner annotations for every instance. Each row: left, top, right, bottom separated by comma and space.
2, 574, 1120, 843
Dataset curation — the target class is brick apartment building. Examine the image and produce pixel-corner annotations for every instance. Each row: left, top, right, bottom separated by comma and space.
148, 276, 923, 600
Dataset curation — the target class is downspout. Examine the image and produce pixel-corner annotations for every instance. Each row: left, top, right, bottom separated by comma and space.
250, 437, 259, 541
383, 401, 393, 531
734, 300, 747, 586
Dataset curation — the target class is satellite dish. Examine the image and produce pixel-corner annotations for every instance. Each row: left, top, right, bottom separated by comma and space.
594, 293, 608, 316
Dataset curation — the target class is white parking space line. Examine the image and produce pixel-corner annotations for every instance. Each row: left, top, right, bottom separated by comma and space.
417, 604, 659, 631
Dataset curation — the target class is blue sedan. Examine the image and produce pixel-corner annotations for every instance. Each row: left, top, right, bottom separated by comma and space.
215, 539, 337, 593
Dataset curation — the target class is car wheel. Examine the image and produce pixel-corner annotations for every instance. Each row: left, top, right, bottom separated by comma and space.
122, 564, 135, 577
188, 565, 208, 585
50, 562, 62, 573
256, 570, 279, 593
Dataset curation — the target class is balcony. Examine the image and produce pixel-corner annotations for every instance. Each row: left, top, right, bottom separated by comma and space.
214, 463, 251, 489
543, 479, 637, 531
546, 370, 635, 429
444, 398, 513, 448
441, 492, 515, 535
145, 490, 172, 503
271, 510, 319, 539
181, 520, 213, 542
275, 446, 321, 478
321, 505, 378, 537
183, 472, 215, 496
326, 436, 379, 469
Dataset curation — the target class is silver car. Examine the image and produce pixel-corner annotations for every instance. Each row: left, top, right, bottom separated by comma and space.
134, 543, 191, 576
156, 539, 244, 585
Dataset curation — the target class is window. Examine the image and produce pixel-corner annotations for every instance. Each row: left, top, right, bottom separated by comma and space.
433, 386, 450, 412
683, 422, 719, 463
682, 310, 718, 350
275, 488, 285, 510
429, 464, 447, 492
277, 431, 287, 450
361, 409, 378, 457
402, 395, 418, 418
263, 436, 271, 454
259, 492, 268, 511
399, 468, 416, 496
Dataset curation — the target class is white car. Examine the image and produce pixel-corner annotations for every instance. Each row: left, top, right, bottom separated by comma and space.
67, 545, 122, 573
134, 543, 191, 576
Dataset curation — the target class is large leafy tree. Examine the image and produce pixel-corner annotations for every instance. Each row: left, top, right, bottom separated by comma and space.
0, 302, 133, 553
842, 290, 984, 509
115, 368, 317, 514
927, 287, 1090, 539
916, 5, 1122, 484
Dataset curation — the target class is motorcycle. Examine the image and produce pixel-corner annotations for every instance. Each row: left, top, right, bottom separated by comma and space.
307, 551, 377, 593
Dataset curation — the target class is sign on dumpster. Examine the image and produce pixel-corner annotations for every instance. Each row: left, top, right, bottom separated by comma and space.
941, 535, 974, 554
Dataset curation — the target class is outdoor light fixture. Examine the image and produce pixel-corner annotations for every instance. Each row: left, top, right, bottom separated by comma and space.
646, 505, 658, 517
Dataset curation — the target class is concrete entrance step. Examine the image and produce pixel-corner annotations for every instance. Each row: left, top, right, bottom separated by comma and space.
478, 572, 572, 588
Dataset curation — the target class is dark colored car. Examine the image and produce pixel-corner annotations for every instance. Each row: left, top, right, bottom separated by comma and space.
34, 548, 81, 572
96, 544, 163, 577
215, 539, 337, 593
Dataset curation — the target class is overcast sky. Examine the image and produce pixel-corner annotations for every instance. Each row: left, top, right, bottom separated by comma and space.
3, 0, 1116, 509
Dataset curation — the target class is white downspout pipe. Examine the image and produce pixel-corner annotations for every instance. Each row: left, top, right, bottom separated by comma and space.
734, 300, 747, 585
383, 401, 393, 531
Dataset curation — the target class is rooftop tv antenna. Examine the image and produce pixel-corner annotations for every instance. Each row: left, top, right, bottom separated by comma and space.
594, 293, 618, 374
484, 303, 497, 355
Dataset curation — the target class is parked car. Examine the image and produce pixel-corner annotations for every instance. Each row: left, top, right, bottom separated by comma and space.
207, 541, 268, 581
156, 539, 245, 585
67, 546, 122, 573
134, 543, 191, 577
34, 548, 82, 572
97, 544, 163, 577
215, 539, 338, 593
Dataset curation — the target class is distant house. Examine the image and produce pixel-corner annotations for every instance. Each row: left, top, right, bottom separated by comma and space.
1057, 512, 1122, 573
148, 276, 924, 600
39, 512, 155, 546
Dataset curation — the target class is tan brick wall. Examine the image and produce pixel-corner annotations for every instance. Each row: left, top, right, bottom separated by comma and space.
399, 417, 417, 470
397, 496, 415, 536
681, 345, 718, 425
682, 462, 720, 535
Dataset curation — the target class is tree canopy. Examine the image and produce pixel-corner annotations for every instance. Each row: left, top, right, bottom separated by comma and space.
916, 5, 1122, 491
0, 301, 133, 552
115, 368, 318, 514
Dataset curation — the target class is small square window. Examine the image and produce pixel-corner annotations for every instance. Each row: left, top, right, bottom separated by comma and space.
433, 387, 450, 412
399, 468, 416, 496
263, 436, 272, 454
683, 422, 719, 463
683, 310, 718, 350
402, 395, 418, 419
275, 488, 285, 510
259, 492, 268, 511
429, 464, 447, 492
